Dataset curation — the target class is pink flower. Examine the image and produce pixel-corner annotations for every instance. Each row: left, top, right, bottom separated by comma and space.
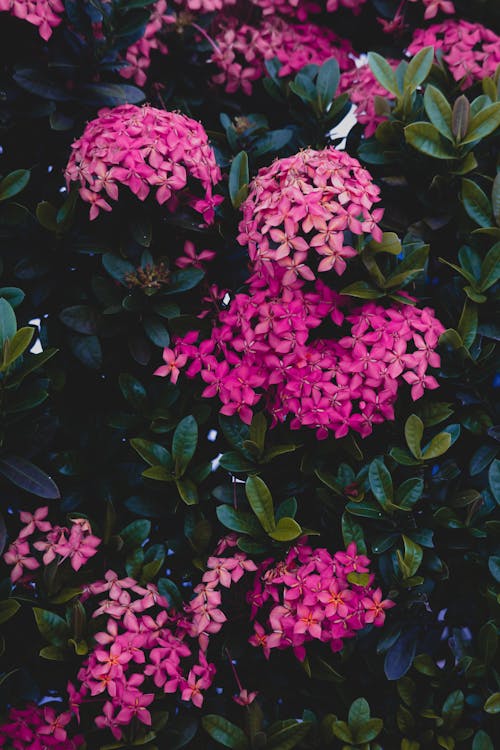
38, 707, 71, 742
233, 688, 258, 706
362, 588, 396, 626
3, 540, 39, 582
154, 347, 187, 384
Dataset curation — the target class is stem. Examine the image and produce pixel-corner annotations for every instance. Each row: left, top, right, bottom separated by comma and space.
190, 22, 221, 55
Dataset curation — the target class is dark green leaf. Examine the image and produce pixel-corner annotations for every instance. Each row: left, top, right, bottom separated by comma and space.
201, 715, 249, 750
0, 170, 30, 202
245, 476, 276, 533
0, 456, 60, 499
172, 416, 198, 477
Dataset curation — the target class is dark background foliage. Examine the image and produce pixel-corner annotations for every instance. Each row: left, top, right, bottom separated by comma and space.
0, 1, 499, 748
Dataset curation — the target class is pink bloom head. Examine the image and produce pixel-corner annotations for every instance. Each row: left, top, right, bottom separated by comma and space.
65, 104, 222, 222
211, 17, 354, 95
408, 20, 500, 88
119, 1, 173, 87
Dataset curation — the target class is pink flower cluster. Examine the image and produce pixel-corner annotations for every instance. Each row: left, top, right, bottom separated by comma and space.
72, 552, 257, 738
251, 0, 367, 16
238, 148, 383, 280
247, 542, 394, 660
211, 17, 353, 95
157, 276, 443, 437
408, 20, 500, 87
65, 104, 222, 223
119, 1, 172, 87
3, 507, 100, 583
174, 0, 236, 11
0, 704, 83, 750
339, 61, 398, 137
0, 0, 63, 40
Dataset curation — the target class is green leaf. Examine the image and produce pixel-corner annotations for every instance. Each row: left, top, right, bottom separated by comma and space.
218, 452, 257, 473
119, 373, 147, 411
80, 82, 145, 107
368, 52, 399, 96
0, 456, 60, 499
0, 170, 30, 201
268, 517, 302, 542
340, 280, 384, 299
348, 697, 371, 733
368, 232, 402, 255
369, 459, 394, 506
484, 693, 500, 714
404, 47, 433, 93
33, 608, 69, 647
0, 287, 25, 308
356, 718, 383, 743
175, 478, 199, 506
1, 327, 35, 369
492, 173, 500, 226
172, 416, 198, 477
400, 535, 423, 578
460, 103, 500, 144
331, 721, 353, 743
405, 415, 423, 459
142, 465, 173, 481
405, 122, 457, 159
229, 152, 249, 209
165, 268, 205, 295
462, 179, 493, 228
120, 520, 151, 550
216, 505, 262, 536
421, 432, 452, 460
0, 298, 16, 351
424, 86, 453, 140
60, 305, 99, 335
317, 57, 340, 111
457, 300, 478, 350
473, 730, 494, 750
130, 439, 173, 469
69, 334, 102, 370
201, 715, 249, 750
266, 721, 312, 750
341, 513, 367, 554
102, 252, 135, 283
383, 244, 429, 289
442, 690, 464, 729
39, 646, 66, 660
245, 476, 276, 533
0, 600, 20, 624
488, 555, 500, 582
396, 477, 423, 510
479, 242, 500, 291
143, 316, 170, 347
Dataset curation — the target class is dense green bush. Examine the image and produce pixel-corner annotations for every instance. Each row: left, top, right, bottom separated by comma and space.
0, 1, 499, 749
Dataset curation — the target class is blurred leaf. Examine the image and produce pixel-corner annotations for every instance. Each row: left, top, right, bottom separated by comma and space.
202, 715, 249, 750
0, 170, 30, 202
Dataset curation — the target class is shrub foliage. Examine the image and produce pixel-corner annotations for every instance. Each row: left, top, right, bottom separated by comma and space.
0, 1, 499, 749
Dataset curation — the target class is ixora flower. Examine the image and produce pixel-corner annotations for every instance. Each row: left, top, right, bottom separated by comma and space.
173, 0, 236, 11
0, 703, 83, 750
409, 0, 455, 20
408, 20, 500, 87
3, 507, 101, 582
248, 541, 394, 660
339, 61, 399, 137
211, 17, 354, 96
65, 104, 222, 223
0, 0, 64, 41
157, 276, 444, 438
119, 0, 173, 87
238, 148, 383, 281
